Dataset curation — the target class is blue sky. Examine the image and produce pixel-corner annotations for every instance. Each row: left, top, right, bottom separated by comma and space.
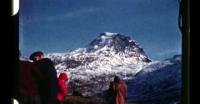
19, 0, 181, 60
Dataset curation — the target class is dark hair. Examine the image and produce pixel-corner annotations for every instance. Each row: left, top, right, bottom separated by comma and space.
29, 51, 44, 61
114, 76, 120, 82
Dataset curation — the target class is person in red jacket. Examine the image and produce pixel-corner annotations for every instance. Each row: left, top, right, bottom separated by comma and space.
57, 72, 69, 102
106, 76, 128, 104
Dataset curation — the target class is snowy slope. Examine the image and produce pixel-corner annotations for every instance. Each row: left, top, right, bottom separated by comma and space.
126, 55, 181, 104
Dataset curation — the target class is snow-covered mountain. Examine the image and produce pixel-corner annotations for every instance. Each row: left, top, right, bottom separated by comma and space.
47, 32, 152, 77
46, 32, 181, 103
46, 32, 151, 96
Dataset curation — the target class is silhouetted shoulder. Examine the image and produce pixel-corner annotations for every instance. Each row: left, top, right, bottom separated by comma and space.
36, 58, 55, 66
20, 60, 36, 69
20, 60, 33, 64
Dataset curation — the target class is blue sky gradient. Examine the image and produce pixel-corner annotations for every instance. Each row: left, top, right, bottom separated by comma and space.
19, 0, 181, 60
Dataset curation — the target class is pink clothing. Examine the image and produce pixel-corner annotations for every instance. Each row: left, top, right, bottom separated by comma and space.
112, 81, 128, 104
57, 73, 68, 101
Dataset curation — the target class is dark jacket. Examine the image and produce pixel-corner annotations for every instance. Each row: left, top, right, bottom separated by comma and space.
19, 60, 42, 96
34, 58, 59, 104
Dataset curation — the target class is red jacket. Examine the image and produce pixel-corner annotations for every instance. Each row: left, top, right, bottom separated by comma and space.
112, 81, 128, 104
57, 73, 68, 101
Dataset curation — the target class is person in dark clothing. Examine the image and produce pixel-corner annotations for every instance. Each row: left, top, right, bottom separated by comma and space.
105, 81, 116, 104
17, 59, 42, 104
30, 51, 60, 104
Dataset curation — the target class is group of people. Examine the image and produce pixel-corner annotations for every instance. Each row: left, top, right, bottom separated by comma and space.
14, 51, 69, 104
13, 51, 128, 104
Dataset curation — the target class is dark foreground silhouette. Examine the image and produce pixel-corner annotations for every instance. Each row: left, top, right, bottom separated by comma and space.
62, 96, 140, 104
62, 96, 106, 104
62, 95, 179, 104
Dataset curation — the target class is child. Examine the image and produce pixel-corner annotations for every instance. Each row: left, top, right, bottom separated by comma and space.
57, 73, 69, 102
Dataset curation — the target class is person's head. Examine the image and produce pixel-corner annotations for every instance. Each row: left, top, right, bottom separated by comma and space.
29, 51, 44, 62
59, 73, 68, 81
114, 75, 120, 83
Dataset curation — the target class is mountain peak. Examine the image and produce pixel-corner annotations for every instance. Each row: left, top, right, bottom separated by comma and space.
100, 32, 118, 36
89, 32, 138, 52
86, 33, 151, 62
